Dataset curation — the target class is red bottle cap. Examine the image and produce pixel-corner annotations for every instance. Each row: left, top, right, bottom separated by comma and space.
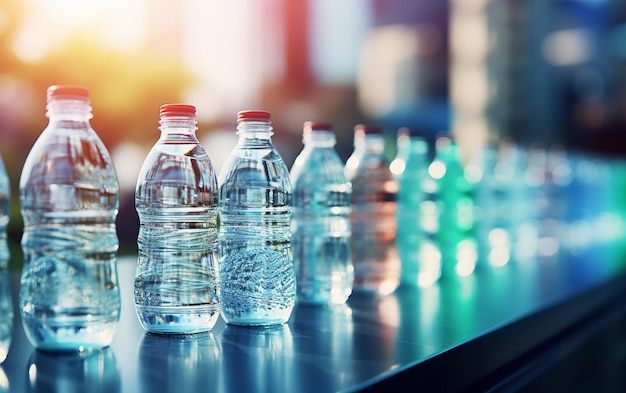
237, 110, 271, 122
304, 121, 333, 132
47, 85, 90, 101
160, 103, 196, 117
354, 124, 382, 135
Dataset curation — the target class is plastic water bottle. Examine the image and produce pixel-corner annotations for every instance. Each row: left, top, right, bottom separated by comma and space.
290, 121, 353, 305
0, 152, 9, 264
218, 110, 295, 326
344, 124, 400, 296
134, 104, 220, 334
428, 136, 477, 278
394, 128, 441, 287
19, 85, 120, 351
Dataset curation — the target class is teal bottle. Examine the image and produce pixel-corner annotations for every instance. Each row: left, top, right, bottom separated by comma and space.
395, 128, 440, 287
290, 121, 353, 305
428, 136, 477, 279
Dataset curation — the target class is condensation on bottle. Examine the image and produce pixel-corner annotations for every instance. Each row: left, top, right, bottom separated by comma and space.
133, 103, 220, 334
344, 124, 400, 296
19, 85, 121, 351
218, 110, 295, 326
394, 128, 441, 288
0, 152, 9, 264
290, 121, 353, 305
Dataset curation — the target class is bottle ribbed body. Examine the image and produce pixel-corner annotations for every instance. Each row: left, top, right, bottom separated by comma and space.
290, 122, 353, 305
344, 125, 400, 296
133, 104, 220, 334
19, 85, 120, 351
218, 111, 295, 326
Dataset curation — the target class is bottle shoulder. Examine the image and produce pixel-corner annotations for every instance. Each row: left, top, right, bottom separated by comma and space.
219, 147, 291, 189
136, 153, 218, 184
290, 149, 347, 185
20, 127, 117, 189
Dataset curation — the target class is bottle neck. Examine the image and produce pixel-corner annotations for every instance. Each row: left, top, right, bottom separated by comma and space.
237, 120, 273, 141
355, 133, 385, 155
408, 137, 428, 156
46, 99, 93, 123
159, 116, 198, 142
303, 131, 336, 148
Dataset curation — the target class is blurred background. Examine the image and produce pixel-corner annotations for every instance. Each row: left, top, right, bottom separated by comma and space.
1, 0, 626, 263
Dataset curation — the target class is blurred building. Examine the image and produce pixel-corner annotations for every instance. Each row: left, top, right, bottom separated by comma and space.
451, 0, 626, 161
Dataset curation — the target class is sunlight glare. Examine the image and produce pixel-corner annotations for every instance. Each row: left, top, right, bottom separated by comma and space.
25, 0, 146, 51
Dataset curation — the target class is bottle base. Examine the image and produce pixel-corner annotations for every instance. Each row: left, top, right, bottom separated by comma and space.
222, 318, 289, 327
21, 314, 118, 352
135, 304, 220, 334
220, 309, 292, 327
296, 278, 353, 305
296, 292, 351, 306
352, 279, 399, 296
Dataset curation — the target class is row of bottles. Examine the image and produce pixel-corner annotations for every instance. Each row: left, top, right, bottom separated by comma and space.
4, 84, 626, 353
8, 85, 361, 351
392, 129, 626, 290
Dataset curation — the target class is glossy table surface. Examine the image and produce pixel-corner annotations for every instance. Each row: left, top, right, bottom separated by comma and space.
1, 243, 625, 393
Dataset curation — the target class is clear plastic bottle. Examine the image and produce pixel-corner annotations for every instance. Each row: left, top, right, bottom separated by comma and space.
134, 104, 220, 334
344, 124, 400, 296
0, 152, 9, 264
218, 110, 295, 326
290, 121, 353, 305
395, 128, 441, 287
19, 85, 120, 351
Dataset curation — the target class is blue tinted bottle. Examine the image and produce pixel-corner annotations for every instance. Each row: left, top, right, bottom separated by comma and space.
290, 121, 353, 305
134, 104, 220, 334
218, 110, 295, 326
19, 85, 120, 351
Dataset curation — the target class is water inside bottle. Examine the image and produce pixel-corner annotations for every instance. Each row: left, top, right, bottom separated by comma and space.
291, 181, 352, 304
134, 210, 220, 334
218, 121, 295, 326
219, 209, 295, 326
20, 215, 120, 351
